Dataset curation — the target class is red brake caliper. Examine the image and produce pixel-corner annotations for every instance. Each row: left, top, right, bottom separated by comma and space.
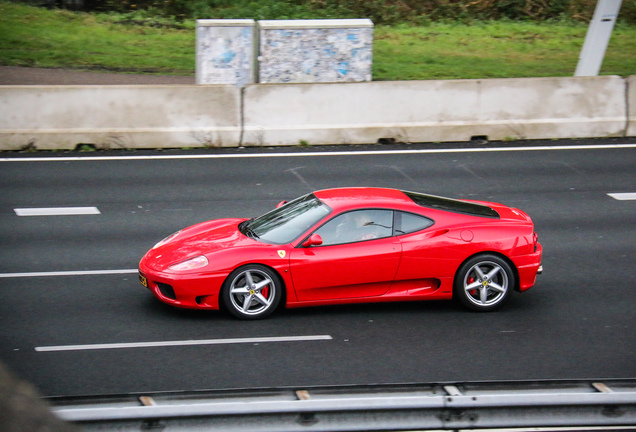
468, 276, 477, 296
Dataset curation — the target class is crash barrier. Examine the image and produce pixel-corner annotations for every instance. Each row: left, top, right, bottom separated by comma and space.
242, 75, 628, 146
0, 75, 634, 151
628, 75, 636, 137
0, 85, 241, 150
52, 380, 636, 431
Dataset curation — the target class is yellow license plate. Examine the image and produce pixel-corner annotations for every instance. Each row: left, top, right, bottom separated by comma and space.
139, 274, 148, 287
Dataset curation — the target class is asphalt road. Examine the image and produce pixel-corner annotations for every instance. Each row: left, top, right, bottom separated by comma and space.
0, 141, 635, 398
0, 66, 194, 85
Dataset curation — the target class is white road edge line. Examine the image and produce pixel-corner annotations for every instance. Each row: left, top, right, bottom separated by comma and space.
608, 192, 636, 200
14, 207, 101, 216
1, 143, 635, 162
0, 269, 138, 278
35, 335, 333, 352
477, 428, 636, 432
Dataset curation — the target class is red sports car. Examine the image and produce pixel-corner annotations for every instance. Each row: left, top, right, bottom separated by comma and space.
139, 188, 542, 319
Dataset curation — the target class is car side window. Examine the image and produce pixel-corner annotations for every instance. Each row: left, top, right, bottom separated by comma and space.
394, 211, 434, 235
314, 210, 394, 246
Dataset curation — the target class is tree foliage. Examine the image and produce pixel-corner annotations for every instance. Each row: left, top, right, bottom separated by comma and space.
13, 0, 636, 24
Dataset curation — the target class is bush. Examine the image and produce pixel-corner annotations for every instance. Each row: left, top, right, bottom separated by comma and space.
8, 0, 636, 24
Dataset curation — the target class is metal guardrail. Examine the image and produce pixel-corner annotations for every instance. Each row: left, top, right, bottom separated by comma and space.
49, 380, 636, 431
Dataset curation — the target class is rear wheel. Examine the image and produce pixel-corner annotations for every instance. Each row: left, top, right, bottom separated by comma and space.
221, 265, 282, 320
454, 254, 514, 311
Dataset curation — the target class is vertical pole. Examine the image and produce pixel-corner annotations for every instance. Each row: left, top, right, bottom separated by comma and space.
575, 0, 623, 76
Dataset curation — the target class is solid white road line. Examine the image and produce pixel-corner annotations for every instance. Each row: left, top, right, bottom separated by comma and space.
1, 143, 635, 162
477, 427, 636, 432
0, 269, 138, 278
14, 207, 101, 216
35, 335, 334, 352
608, 192, 636, 200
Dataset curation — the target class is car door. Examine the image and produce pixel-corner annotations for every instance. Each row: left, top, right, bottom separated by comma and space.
289, 209, 402, 302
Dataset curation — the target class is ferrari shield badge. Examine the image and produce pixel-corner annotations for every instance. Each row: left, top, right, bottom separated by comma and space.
277, 250, 286, 258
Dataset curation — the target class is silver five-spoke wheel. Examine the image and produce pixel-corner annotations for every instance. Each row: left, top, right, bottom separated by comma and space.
222, 265, 282, 319
454, 254, 515, 311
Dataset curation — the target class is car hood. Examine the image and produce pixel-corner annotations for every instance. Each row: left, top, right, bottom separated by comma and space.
142, 218, 253, 270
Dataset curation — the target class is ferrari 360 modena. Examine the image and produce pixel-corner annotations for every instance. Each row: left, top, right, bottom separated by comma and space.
139, 188, 542, 319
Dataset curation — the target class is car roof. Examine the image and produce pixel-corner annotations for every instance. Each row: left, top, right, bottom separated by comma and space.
313, 187, 414, 212
313, 187, 503, 220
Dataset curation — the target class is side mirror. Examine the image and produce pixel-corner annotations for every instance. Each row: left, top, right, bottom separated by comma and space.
302, 234, 323, 248
276, 201, 288, 208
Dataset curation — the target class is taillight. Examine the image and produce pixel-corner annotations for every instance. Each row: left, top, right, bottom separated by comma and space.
533, 232, 538, 252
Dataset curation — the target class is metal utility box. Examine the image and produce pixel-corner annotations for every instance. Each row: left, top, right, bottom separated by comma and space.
258, 19, 374, 84
196, 19, 256, 87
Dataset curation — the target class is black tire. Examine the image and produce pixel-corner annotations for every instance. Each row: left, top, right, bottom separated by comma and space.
221, 265, 282, 320
454, 254, 515, 312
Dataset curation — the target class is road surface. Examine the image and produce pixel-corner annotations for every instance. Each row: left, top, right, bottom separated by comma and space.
1, 140, 635, 397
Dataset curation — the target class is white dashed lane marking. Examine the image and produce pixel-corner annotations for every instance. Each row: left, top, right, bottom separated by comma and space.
35, 335, 334, 352
0, 269, 137, 278
14, 207, 101, 216
608, 193, 636, 200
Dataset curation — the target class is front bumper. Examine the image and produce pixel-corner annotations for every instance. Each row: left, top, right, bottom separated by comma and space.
138, 265, 226, 310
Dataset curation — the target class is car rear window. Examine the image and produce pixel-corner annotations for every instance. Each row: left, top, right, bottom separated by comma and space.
402, 190, 500, 218
394, 211, 434, 235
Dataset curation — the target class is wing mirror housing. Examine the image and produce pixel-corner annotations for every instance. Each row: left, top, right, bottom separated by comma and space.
302, 234, 323, 248
276, 201, 288, 208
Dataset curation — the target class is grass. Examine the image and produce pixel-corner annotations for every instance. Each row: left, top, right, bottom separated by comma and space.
0, 2, 195, 74
373, 21, 636, 80
1, 1, 635, 79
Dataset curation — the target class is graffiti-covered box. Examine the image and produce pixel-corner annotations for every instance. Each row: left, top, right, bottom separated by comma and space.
258, 19, 373, 84
196, 19, 256, 87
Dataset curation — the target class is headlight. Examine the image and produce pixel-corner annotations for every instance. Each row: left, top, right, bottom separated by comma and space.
168, 255, 209, 272
153, 230, 182, 249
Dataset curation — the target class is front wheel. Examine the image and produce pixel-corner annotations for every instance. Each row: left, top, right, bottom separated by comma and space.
221, 265, 282, 320
454, 254, 515, 312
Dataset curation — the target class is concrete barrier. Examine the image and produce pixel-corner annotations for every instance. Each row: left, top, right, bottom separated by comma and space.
0, 85, 241, 150
0, 76, 630, 151
242, 76, 627, 146
628, 75, 636, 137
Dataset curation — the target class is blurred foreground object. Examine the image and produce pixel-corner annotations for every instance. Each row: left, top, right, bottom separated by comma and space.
0, 361, 77, 432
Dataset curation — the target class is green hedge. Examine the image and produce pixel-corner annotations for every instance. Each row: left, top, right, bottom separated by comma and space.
11, 0, 636, 24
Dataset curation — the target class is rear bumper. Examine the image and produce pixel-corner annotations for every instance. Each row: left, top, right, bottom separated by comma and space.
512, 243, 542, 292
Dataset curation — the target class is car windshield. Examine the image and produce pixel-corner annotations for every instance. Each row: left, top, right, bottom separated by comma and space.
239, 193, 331, 244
